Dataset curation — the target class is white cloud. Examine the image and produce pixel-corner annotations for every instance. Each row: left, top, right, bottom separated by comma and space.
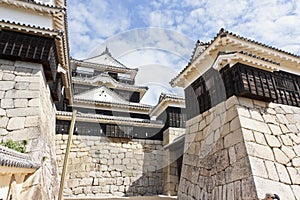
67, 0, 131, 59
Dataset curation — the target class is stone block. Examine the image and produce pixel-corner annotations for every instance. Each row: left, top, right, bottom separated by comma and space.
292, 158, 300, 167
264, 160, 279, 181
249, 109, 263, 121
253, 131, 267, 145
241, 177, 257, 199
215, 102, 226, 114
0, 65, 15, 72
225, 106, 238, 123
281, 146, 296, 160
235, 142, 247, 160
289, 133, 300, 144
241, 128, 255, 142
28, 99, 39, 107
276, 114, 288, 124
0, 91, 4, 98
226, 182, 234, 200
0, 128, 8, 136
287, 124, 298, 133
7, 117, 25, 130
291, 185, 300, 200
0, 108, 5, 116
253, 99, 267, 107
224, 129, 243, 148
266, 108, 276, 114
263, 114, 278, 124
287, 167, 300, 184
225, 157, 252, 183
226, 96, 238, 110
268, 124, 282, 135
0, 116, 9, 128
189, 122, 198, 133
228, 146, 236, 164
2, 73, 15, 81
15, 82, 29, 90
245, 142, 274, 160
5, 90, 39, 99
0, 81, 15, 90
239, 116, 271, 134
275, 163, 291, 184
28, 82, 40, 90
229, 116, 240, 132
14, 99, 28, 108
24, 116, 39, 127
238, 97, 254, 108
265, 134, 281, 147
1, 98, 14, 108
236, 105, 250, 117
249, 156, 268, 178
6, 107, 39, 117
279, 124, 290, 133
14, 76, 40, 83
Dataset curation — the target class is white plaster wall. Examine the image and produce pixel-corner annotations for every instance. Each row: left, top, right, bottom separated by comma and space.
0, 6, 52, 29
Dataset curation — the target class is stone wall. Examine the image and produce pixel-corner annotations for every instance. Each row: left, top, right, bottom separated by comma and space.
0, 59, 59, 200
55, 134, 164, 198
163, 127, 185, 196
178, 96, 300, 200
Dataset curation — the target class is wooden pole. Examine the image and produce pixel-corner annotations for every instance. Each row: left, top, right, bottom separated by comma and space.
58, 109, 77, 200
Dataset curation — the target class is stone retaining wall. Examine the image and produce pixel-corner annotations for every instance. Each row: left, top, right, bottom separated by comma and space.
178, 96, 300, 200
163, 128, 185, 196
55, 134, 164, 198
0, 59, 59, 200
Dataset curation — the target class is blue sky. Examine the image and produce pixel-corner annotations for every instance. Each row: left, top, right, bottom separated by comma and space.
67, 0, 300, 105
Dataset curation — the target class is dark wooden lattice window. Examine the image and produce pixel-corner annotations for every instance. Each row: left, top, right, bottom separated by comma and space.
105, 124, 133, 138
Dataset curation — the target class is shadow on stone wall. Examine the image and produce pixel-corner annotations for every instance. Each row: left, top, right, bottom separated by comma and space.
125, 139, 164, 196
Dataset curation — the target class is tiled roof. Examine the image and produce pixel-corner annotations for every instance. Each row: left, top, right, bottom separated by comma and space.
72, 74, 148, 90
71, 58, 138, 73
74, 97, 152, 110
238, 51, 280, 66
56, 111, 163, 126
150, 93, 185, 117
171, 28, 300, 86
84, 47, 129, 69
188, 40, 209, 63
158, 93, 185, 103
0, 145, 39, 169
3, 0, 64, 9
220, 28, 300, 59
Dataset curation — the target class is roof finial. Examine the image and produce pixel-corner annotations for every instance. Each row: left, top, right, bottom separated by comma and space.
101, 46, 112, 56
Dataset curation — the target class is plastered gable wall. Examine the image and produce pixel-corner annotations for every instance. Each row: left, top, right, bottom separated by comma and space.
0, 59, 59, 200
178, 96, 300, 200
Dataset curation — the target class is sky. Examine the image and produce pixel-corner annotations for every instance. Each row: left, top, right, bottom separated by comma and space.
67, 0, 300, 105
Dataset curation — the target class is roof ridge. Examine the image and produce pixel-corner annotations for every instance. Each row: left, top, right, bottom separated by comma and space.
84, 47, 129, 69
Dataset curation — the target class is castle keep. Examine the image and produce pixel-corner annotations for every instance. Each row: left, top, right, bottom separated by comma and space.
0, 1, 300, 200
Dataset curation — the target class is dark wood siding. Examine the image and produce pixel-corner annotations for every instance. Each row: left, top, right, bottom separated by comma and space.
56, 120, 162, 140
185, 63, 300, 120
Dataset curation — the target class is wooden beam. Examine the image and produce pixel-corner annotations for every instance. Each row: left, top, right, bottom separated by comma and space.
58, 110, 77, 200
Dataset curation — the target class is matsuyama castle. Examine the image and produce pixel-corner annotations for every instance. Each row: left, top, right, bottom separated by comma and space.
56, 47, 186, 140
1, 0, 300, 199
